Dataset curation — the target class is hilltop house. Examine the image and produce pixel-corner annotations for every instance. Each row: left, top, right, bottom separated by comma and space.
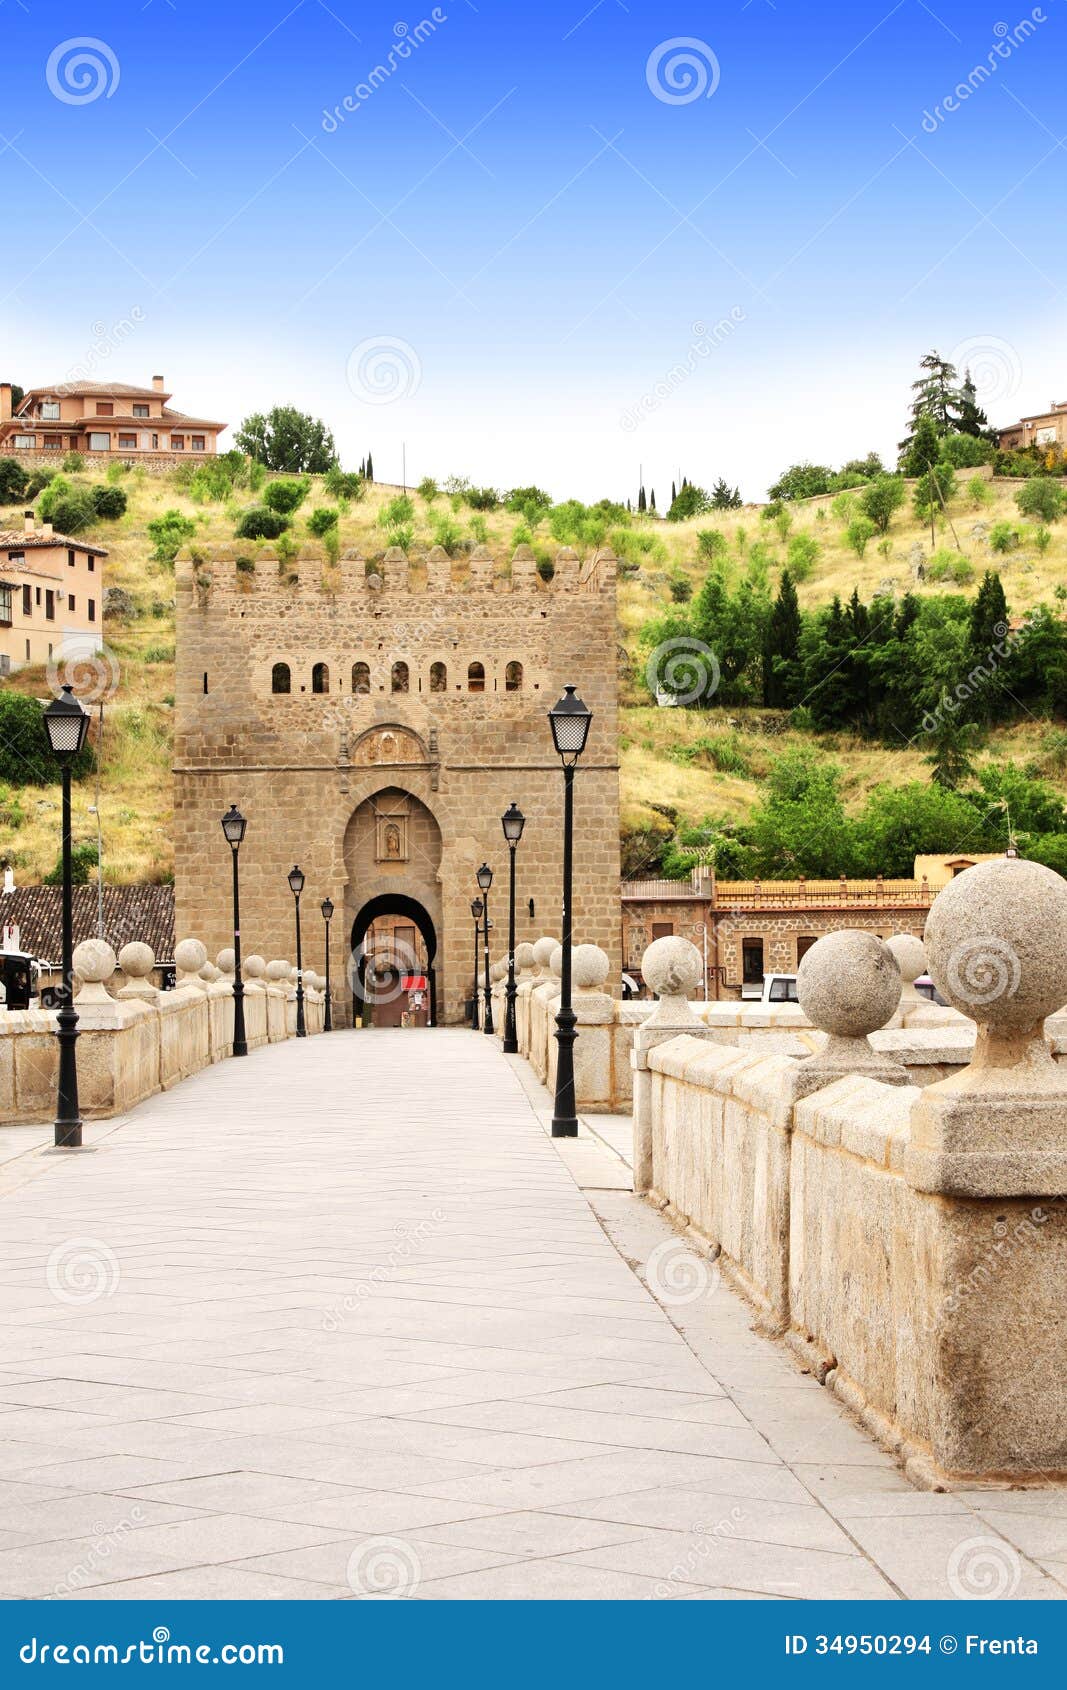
996, 400, 1067, 453
0, 512, 106, 675
0, 377, 226, 466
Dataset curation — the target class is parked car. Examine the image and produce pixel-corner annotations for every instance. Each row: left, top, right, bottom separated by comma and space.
914, 974, 948, 1006
761, 972, 799, 1005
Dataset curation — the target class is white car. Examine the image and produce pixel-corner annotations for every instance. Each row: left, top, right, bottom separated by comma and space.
760, 972, 799, 1005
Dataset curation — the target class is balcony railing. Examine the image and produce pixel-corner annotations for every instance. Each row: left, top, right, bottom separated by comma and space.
621, 876, 934, 910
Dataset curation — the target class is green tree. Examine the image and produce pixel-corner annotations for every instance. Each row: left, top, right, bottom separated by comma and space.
912, 460, 956, 521
234, 506, 289, 540
767, 462, 832, 502
710, 478, 742, 509
0, 692, 93, 786
957, 369, 990, 438
234, 407, 338, 473
667, 484, 711, 521
900, 349, 961, 455
762, 569, 804, 707
846, 515, 876, 557
263, 476, 311, 515
747, 751, 855, 877
923, 715, 982, 789
852, 780, 981, 874
900, 411, 942, 477
147, 508, 196, 563
1016, 478, 1065, 522
0, 458, 27, 502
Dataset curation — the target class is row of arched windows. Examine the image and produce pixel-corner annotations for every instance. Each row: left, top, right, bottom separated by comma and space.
270, 660, 525, 696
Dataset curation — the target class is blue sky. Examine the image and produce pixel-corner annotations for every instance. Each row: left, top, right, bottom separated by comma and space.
1, 0, 1062, 500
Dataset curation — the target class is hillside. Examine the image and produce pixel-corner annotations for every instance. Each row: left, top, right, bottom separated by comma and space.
0, 463, 1064, 884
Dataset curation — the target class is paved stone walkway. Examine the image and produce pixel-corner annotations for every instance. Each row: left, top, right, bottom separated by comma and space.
0, 1029, 1065, 1601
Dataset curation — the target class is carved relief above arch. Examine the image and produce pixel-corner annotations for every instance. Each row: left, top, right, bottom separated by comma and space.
350, 724, 430, 767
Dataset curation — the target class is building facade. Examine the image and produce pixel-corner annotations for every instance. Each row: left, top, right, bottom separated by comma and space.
0, 513, 106, 675
173, 542, 621, 1025
996, 401, 1067, 452
0, 377, 226, 467
621, 871, 933, 998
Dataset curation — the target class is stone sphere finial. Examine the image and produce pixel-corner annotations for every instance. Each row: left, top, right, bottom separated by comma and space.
118, 941, 155, 980
73, 938, 117, 1003
549, 944, 564, 978
266, 959, 289, 984
797, 930, 901, 1037
515, 942, 536, 973
924, 856, 1067, 1035
243, 954, 266, 981
885, 932, 925, 987
532, 937, 558, 971
572, 943, 610, 991
175, 937, 208, 976
216, 947, 236, 977
642, 936, 702, 1001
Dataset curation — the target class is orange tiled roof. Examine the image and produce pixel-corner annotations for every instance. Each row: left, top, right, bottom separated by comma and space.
0, 530, 108, 557
18, 382, 170, 401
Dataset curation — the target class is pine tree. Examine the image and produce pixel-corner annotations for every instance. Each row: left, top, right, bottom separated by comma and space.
969, 570, 1009, 656
762, 569, 803, 707
649, 489, 656, 511
710, 477, 742, 510
671, 481, 677, 506
900, 411, 942, 477
957, 369, 990, 439
925, 717, 981, 789
637, 485, 647, 513
366, 452, 374, 480
899, 350, 962, 457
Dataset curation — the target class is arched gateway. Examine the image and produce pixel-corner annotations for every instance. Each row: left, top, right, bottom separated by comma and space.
342, 787, 442, 1030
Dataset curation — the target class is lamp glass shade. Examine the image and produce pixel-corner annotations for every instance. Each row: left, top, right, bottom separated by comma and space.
548, 685, 593, 760
288, 865, 306, 897
502, 802, 526, 845
43, 685, 90, 759
471, 897, 483, 919
221, 804, 246, 846
476, 862, 493, 892
321, 897, 334, 921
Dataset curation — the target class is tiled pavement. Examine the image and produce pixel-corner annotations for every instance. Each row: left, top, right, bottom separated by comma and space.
0, 1028, 1065, 1601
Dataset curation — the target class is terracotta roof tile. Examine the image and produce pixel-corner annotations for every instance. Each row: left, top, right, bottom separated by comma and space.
0, 531, 108, 557
0, 885, 175, 964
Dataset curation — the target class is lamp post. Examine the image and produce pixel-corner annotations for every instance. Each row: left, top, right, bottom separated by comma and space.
476, 862, 494, 1035
288, 865, 306, 1037
42, 684, 91, 1148
469, 896, 483, 1028
220, 805, 248, 1057
321, 897, 334, 1032
501, 802, 525, 1054
548, 684, 593, 1137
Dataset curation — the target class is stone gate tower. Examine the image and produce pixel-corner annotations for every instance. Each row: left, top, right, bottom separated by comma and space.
173, 540, 620, 1024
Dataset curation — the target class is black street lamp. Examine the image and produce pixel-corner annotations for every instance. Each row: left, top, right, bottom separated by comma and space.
220, 805, 248, 1057
476, 862, 494, 1035
469, 896, 483, 1028
321, 897, 334, 1032
501, 802, 525, 1054
548, 684, 593, 1137
288, 865, 307, 1037
42, 684, 91, 1148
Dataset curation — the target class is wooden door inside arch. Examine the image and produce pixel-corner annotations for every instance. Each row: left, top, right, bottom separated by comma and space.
350, 895, 437, 1028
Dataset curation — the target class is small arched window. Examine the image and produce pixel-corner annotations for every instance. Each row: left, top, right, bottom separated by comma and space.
352, 662, 370, 694
505, 660, 523, 692
391, 661, 409, 694
271, 662, 291, 695
312, 662, 329, 695
430, 661, 447, 694
467, 661, 485, 694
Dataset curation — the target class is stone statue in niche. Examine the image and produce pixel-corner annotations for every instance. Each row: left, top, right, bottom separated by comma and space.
375, 812, 409, 863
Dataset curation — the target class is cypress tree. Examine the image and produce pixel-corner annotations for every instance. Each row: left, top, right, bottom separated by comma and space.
762, 569, 803, 707
649, 488, 656, 511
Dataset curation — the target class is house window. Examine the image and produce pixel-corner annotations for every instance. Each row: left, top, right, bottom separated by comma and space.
22, 584, 31, 615
35, 587, 40, 605
14, 435, 35, 448
88, 432, 110, 451
352, 662, 370, 694
505, 660, 523, 692
796, 936, 818, 965
467, 661, 485, 693
742, 939, 764, 985
312, 662, 329, 694
68, 595, 75, 613
43, 437, 61, 450
88, 558, 95, 572
171, 435, 185, 450
152, 434, 159, 449
272, 662, 291, 694
118, 434, 137, 450
191, 435, 206, 451
133, 404, 149, 418
429, 661, 447, 693
45, 589, 55, 622
391, 661, 409, 694
24, 639, 29, 660
40, 401, 60, 420
68, 550, 76, 567
95, 402, 114, 416
7, 551, 24, 567
651, 922, 674, 940
0, 584, 12, 626
87, 599, 95, 623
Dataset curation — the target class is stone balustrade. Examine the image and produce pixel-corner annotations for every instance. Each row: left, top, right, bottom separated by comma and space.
0, 933, 325, 1126
634, 858, 1067, 1484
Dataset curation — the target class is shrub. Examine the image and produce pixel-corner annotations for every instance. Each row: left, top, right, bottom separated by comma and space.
989, 521, 1021, 554
234, 506, 289, 540
860, 474, 906, 532
430, 515, 462, 554
767, 462, 832, 501
926, 548, 973, 584
830, 491, 858, 524
188, 460, 236, 502
378, 493, 414, 528
61, 451, 85, 474
466, 486, 500, 511
967, 475, 993, 508
307, 507, 338, 536
385, 522, 414, 550
42, 488, 96, 534
324, 466, 364, 501
913, 462, 956, 520
505, 485, 552, 513
90, 484, 127, 519
417, 476, 439, 503
143, 643, 174, 663
236, 555, 256, 574
105, 459, 128, 483
1016, 478, 1065, 523
24, 469, 58, 499
536, 557, 555, 581
0, 457, 27, 502
846, 515, 877, 557
0, 692, 93, 786
1035, 525, 1053, 555
939, 432, 994, 468
668, 573, 693, 603
667, 484, 711, 521
263, 476, 310, 515
45, 839, 99, 886
786, 533, 819, 581
696, 529, 728, 562
469, 514, 489, 543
